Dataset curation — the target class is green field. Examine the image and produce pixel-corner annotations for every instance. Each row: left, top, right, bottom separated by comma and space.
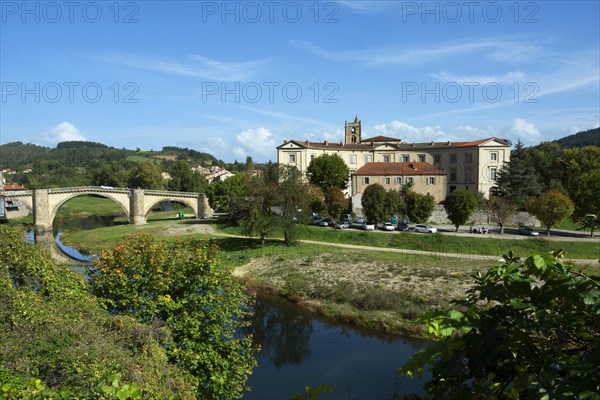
218, 222, 600, 260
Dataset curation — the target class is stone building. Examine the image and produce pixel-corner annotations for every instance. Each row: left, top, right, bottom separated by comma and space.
277, 117, 511, 198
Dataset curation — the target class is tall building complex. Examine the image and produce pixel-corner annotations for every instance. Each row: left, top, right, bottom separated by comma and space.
277, 117, 511, 206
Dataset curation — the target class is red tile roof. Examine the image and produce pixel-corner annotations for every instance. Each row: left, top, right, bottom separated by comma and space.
361, 135, 401, 143
278, 137, 510, 150
353, 162, 445, 176
2, 184, 26, 190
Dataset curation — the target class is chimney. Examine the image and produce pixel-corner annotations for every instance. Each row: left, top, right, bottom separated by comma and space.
324, 141, 328, 146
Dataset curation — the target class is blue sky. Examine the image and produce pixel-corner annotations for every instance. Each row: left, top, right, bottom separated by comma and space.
1, 0, 599, 162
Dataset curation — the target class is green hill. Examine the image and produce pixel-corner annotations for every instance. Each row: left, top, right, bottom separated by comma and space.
554, 127, 600, 148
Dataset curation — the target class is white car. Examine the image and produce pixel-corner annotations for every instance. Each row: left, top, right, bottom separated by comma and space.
381, 222, 395, 231
362, 221, 375, 231
414, 224, 437, 233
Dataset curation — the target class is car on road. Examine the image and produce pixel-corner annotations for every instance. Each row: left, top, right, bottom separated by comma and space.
397, 222, 409, 231
318, 218, 335, 227
414, 224, 438, 233
518, 223, 539, 236
362, 221, 375, 231
334, 221, 351, 229
381, 222, 395, 231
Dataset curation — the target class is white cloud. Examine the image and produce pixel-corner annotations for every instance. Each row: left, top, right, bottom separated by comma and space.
456, 124, 493, 137
235, 127, 277, 161
431, 71, 525, 85
510, 118, 542, 144
371, 120, 453, 142
289, 39, 540, 67
92, 53, 266, 81
42, 121, 86, 145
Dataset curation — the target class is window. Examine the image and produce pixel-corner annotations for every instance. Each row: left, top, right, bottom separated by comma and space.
350, 155, 357, 164
418, 154, 425, 162
465, 153, 472, 163
402, 155, 410, 162
385, 177, 391, 185
364, 177, 370, 184
465, 166, 473, 182
395, 177, 402, 185
434, 154, 441, 164
364, 155, 372, 163
490, 167, 497, 180
450, 154, 457, 163
289, 154, 296, 163
450, 167, 457, 182
407, 177, 414, 184
450, 185, 456, 193
490, 152, 498, 161
383, 155, 391, 162
310, 154, 315, 161
428, 177, 436, 185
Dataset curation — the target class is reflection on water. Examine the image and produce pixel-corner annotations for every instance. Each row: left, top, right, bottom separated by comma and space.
244, 293, 428, 400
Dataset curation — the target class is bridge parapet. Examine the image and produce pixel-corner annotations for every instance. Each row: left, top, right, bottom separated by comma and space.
144, 189, 201, 198
47, 186, 130, 195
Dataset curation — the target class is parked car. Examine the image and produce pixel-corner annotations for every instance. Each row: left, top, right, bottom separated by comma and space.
518, 223, 539, 236
352, 217, 365, 228
397, 222, 409, 231
318, 218, 334, 227
381, 222, 395, 231
310, 216, 324, 225
334, 221, 351, 229
362, 221, 375, 231
414, 224, 438, 233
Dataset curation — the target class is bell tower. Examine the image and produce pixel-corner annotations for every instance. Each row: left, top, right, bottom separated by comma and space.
345, 116, 361, 144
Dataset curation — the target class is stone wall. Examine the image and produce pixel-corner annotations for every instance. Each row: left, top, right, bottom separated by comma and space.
426, 205, 540, 227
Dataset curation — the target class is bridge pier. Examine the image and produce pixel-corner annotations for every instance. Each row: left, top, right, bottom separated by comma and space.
129, 188, 146, 225
33, 189, 53, 232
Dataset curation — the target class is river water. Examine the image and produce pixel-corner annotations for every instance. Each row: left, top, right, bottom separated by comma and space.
49, 213, 429, 399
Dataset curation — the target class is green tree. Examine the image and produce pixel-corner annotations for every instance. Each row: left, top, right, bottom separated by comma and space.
127, 161, 165, 189
0, 226, 196, 399
526, 141, 564, 191
275, 165, 310, 245
571, 169, 600, 233
306, 154, 350, 191
557, 146, 600, 198
168, 160, 205, 192
229, 173, 275, 244
324, 187, 349, 220
486, 196, 518, 234
403, 190, 436, 224
361, 184, 388, 224
495, 139, 541, 208
400, 251, 600, 398
91, 162, 129, 188
526, 190, 575, 236
443, 190, 478, 232
206, 173, 246, 212
89, 233, 257, 400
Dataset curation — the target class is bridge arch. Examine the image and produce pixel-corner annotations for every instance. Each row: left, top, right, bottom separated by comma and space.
142, 198, 199, 223
49, 193, 130, 227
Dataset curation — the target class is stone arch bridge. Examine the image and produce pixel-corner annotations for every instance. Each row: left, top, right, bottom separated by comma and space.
0, 186, 211, 231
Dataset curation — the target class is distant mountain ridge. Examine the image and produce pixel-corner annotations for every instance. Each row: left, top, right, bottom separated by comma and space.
0, 141, 223, 171
553, 127, 600, 148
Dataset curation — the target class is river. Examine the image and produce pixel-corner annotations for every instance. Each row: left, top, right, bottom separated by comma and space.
49, 212, 429, 399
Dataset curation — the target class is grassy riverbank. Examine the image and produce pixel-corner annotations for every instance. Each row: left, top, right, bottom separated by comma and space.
215, 237, 496, 337
57, 220, 600, 338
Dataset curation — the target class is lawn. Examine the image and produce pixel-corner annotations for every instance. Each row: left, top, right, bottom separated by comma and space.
217, 222, 600, 260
